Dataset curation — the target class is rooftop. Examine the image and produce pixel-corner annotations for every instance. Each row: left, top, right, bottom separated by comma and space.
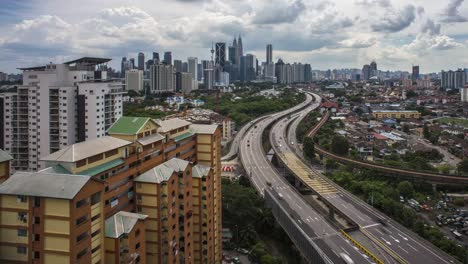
41, 136, 131, 163
0, 149, 13, 163
0, 172, 94, 199
105, 211, 148, 239
64, 57, 111, 65
190, 124, 218, 135
107, 116, 154, 135
156, 118, 191, 133
137, 133, 165, 146
192, 164, 211, 178
373, 110, 419, 113
134, 158, 189, 184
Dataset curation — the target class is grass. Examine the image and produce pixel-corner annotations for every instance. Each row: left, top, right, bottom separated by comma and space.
437, 117, 468, 128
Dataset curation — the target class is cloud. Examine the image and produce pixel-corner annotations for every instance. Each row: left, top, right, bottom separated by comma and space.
441, 0, 467, 23
355, 0, 390, 8
252, 0, 306, 24
405, 19, 463, 53
371, 5, 416, 32
337, 35, 377, 48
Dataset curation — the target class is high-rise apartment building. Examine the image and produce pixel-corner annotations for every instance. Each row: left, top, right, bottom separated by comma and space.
176, 72, 196, 94
362, 64, 371, 80
187, 57, 198, 81
138, 52, 145, 71
163, 52, 172, 65
125, 69, 144, 91
461, 84, 468, 102
174, 60, 183, 73
0, 149, 12, 183
441, 69, 466, 90
0, 58, 124, 172
150, 63, 175, 94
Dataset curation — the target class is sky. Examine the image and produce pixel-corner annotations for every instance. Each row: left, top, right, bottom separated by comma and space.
0, 0, 467, 73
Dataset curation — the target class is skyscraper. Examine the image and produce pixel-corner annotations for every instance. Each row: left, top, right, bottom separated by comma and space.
237, 35, 243, 61
152, 52, 160, 62
266, 44, 273, 64
215, 42, 226, 69
174, 59, 183, 73
441, 69, 466, 90
164, 51, 172, 65
240, 54, 256, 82
370, 61, 377, 77
362, 64, 371, 80
188, 57, 198, 81
138, 52, 145, 70
228, 45, 236, 64
121, 57, 127, 77
412, 65, 420, 81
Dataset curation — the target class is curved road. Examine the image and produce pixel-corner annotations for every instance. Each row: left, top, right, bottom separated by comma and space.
275, 107, 459, 263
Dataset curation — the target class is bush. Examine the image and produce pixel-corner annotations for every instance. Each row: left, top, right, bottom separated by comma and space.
453, 197, 465, 207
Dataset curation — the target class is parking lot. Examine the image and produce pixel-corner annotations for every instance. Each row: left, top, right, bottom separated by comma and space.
222, 250, 251, 264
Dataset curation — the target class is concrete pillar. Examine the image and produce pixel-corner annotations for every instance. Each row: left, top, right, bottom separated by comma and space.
432, 183, 437, 193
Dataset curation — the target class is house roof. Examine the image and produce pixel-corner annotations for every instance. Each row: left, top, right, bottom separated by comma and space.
155, 118, 191, 133
0, 149, 13, 163
373, 133, 389, 140
40, 136, 131, 163
320, 101, 339, 109
137, 133, 165, 146
134, 158, 189, 184
107, 117, 153, 135
190, 124, 218, 135
0, 172, 94, 199
105, 211, 148, 239
192, 164, 211, 178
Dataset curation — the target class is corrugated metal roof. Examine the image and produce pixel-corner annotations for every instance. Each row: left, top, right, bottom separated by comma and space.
40, 136, 131, 163
137, 133, 164, 146
192, 164, 211, 178
105, 211, 148, 238
156, 118, 191, 133
107, 117, 152, 135
190, 124, 218, 135
0, 172, 92, 199
0, 149, 13, 163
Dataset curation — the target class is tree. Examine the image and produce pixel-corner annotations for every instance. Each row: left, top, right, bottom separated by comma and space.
303, 137, 315, 160
397, 181, 414, 199
260, 254, 281, 264
331, 135, 349, 155
457, 159, 468, 175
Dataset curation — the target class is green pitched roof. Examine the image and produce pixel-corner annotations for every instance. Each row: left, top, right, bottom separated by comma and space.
107, 117, 151, 135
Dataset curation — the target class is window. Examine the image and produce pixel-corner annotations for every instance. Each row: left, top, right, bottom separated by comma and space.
17, 212, 27, 223
17, 195, 27, 203
91, 192, 101, 205
136, 229, 140, 237
33, 251, 40, 259
136, 242, 141, 249
76, 231, 89, 243
17, 246, 27, 255
34, 234, 40, 241
76, 198, 88, 208
17, 229, 27, 237
34, 217, 40, 224
76, 215, 88, 226
77, 248, 88, 259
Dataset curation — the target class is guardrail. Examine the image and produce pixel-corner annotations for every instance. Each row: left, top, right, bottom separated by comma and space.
264, 189, 332, 264
359, 227, 409, 264
340, 229, 385, 264
309, 111, 468, 185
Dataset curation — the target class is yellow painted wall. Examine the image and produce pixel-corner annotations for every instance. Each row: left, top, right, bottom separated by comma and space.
1, 195, 29, 210
140, 195, 158, 206
192, 188, 199, 196
137, 183, 157, 195
197, 145, 211, 152
44, 253, 70, 264
44, 236, 69, 252
105, 252, 116, 264
44, 198, 70, 217
44, 218, 70, 234
140, 207, 158, 218
0, 245, 28, 262
92, 249, 102, 264
197, 153, 211, 161
146, 230, 159, 242
193, 179, 200, 187
197, 135, 211, 144
0, 211, 27, 226
137, 120, 159, 135
0, 162, 6, 176
147, 255, 158, 264
0, 228, 28, 243
91, 234, 101, 250
104, 238, 115, 251
110, 134, 136, 142
146, 219, 158, 230
91, 202, 101, 217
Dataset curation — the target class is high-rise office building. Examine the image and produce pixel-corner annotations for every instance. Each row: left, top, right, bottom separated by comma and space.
176, 72, 196, 94
182, 62, 188, 73
174, 59, 183, 73
228, 45, 236, 64
163, 52, 172, 65
412, 65, 420, 81
125, 69, 144, 91
240, 54, 256, 82
215, 42, 226, 69
153, 52, 160, 62
138, 52, 145, 70
203, 61, 214, 90
0, 58, 124, 172
187, 57, 198, 81
370, 61, 377, 77
237, 35, 243, 64
362, 64, 371, 80
266, 44, 273, 64
121, 57, 127, 77
304, 64, 312, 82
150, 63, 175, 93
130, 58, 135, 69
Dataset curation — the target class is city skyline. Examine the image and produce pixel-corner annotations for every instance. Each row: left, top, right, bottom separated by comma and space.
0, 0, 467, 73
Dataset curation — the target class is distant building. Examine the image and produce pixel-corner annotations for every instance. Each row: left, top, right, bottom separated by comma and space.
240, 54, 256, 82
215, 42, 226, 69
174, 59, 183, 73
152, 52, 160, 62
441, 69, 466, 90
461, 84, 468, 102
163, 51, 172, 65
362, 64, 371, 80
125, 69, 144, 91
412, 65, 420, 81
138, 52, 145, 70
266, 44, 273, 64
370, 61, 377, 77
0, 149, 12, 183
372, 110, 421, 120
188, 57, 198, 81
176, 72, 196, 94
150, 63, 175, 93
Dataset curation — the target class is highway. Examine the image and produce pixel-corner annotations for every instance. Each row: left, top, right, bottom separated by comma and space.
240, 93, 374, 264
272, 101, 460, 263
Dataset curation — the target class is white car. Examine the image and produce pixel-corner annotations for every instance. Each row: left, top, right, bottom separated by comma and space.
339, 253, 354, 264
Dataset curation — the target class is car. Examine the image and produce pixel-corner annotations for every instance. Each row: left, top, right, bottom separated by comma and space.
277, 193, 284, 200
232, 256, 241, 264
339, 253, 355, 264
236, 248, 249, 254
291, 141, 294, 145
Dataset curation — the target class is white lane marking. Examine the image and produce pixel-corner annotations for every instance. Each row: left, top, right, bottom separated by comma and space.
397, 233, 408, 241
375, 229, 384, 236
306, 218, 311, 223
381, 237, 392, 246
357, 215, 366, 222
390, 235, 400, 243
362, 223, 380, 228
340, 246, 350, 255
407, 244, 419, 252
382, 227, 393, 234
398, 245, 409, 254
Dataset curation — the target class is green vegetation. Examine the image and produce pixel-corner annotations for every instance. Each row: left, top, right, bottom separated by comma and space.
330, 135, 349, 155
222, 178, 302, 263
327, 166, 467, 261
202, 89, 305, 126
457, 159, 468, 175
296, 112, 320, 142
303, 137, 315, 161
123, 100, 173, 119
437, 117, 468, 129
